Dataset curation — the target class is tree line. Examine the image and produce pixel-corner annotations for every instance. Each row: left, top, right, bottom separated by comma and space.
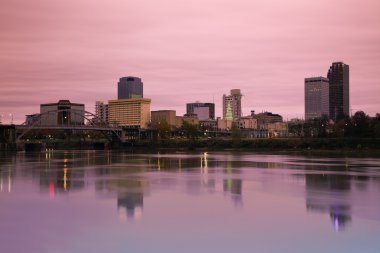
289, 111, 380, 138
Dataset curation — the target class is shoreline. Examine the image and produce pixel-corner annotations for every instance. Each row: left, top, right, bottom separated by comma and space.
2, 138, 380, 156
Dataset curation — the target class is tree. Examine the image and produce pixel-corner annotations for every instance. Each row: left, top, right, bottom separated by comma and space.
181, 121, 198, 140
351, 111, 370, 137
231, 124, 241, 147
154, 120, 171, 139
332, 116, 352, 137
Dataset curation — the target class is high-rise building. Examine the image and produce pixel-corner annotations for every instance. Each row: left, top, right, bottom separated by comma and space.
327, 62, 349, 120
108, 98, 151, 128
95, 101, 108, 124
304, 77, 329, 120
223, 89, 242, 120
118, 76, 143, 99
186, 102, 215, 120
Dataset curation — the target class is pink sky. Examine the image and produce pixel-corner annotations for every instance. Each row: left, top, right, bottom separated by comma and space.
0, 0, 379, 124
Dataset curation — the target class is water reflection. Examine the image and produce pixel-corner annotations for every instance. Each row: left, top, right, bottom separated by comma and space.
223, 179, 243, 206
305, 173, 352, 231
0, 153, 15, 193
1, 151, 380, 231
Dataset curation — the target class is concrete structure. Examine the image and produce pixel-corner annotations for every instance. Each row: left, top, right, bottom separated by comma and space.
223, 89, 242, 120
118, 76, 143, 99
236, 116, 258, 129
95, 101, 109, 125
186, 102, 215, 119
108, 98, 151, 128
327, 62, 349, 121
40, 100, 85, 126
151, 110, 177, 128
304, 77, 329, 120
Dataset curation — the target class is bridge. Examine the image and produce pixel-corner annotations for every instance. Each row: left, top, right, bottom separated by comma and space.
16, 109, 124, 142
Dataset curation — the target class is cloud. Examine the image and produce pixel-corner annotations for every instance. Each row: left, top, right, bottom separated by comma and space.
1, 0, 380, 123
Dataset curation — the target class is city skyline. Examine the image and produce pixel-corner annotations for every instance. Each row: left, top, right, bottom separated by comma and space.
1, 0, 379, 124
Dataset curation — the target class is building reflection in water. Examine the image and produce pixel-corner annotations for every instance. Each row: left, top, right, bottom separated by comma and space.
223, 179, 243, 206
200, 152, 216, 193
222, 155, 243, 206
305, 173, 352, 232
38, 151, 85, 198
0, 153, 15, 193
117, 192, 143, 222
96, 177, 149, 222
0, 173, 12, 193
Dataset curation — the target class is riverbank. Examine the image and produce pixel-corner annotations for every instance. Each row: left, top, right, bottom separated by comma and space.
132, 137, 380, 151
2, 137, 379, 152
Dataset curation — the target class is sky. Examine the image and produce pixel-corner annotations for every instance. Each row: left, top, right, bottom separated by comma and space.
0, 0, 379, 124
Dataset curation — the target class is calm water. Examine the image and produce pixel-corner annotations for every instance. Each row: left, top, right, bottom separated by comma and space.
1, 151, 380, 253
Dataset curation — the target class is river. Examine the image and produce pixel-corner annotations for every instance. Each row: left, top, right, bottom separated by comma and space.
1, 151, 380, 253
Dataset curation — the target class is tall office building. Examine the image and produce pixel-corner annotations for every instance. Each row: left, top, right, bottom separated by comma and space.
327, 62, 349, 121
186, 102, 215, 120
118, 76, 143, 99
304, 77, 329, 120
223, 89, 242, 120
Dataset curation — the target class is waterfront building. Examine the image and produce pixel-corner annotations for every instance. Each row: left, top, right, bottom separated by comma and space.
182, 114, 199, 126
217, 117, 233, 130
118, 76, 143, 99
40, 100, 85, 126
236, 116, 258, 129
108, 98, 151, 128
304, 77, 329, 120
151, 110, 177, 128
327, 62, 349, 120
199, 119, 217, 131
186, 102, 215, 120
176, 114, 199, 128
223, 89, 242, 120
251, 111, 283, 126
95, 101, 109, 125
267, 122, 288, 137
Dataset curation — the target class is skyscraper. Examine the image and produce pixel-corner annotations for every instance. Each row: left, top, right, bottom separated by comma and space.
327, 62, 349, 121
223, 89, 242, 120
118, 76, 143, 99
304, 77, 329, 120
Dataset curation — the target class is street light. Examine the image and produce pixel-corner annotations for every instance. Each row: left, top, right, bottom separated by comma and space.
9, 113, 13, 124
